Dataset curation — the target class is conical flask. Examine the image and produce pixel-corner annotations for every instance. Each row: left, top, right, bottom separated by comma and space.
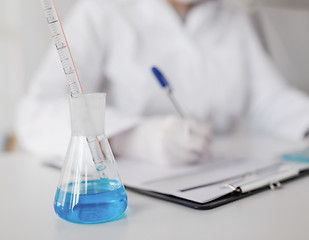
54, 93, 127, 224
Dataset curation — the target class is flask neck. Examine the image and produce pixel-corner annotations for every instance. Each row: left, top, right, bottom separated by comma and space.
69, 93, 106, 136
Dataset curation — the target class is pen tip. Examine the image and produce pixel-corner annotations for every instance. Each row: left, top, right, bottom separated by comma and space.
151, 66, 167, 88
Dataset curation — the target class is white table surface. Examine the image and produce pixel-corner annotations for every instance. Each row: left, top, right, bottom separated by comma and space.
1, 132, 309, 240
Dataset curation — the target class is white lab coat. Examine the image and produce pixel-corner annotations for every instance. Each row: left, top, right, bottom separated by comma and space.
16, 0, 309, 159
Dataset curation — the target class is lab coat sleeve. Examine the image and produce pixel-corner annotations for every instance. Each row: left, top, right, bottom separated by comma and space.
242, 17, 309, 140
16, 0, 140, 159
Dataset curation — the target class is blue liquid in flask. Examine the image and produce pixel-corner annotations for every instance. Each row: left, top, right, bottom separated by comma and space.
54, 179, 127, 224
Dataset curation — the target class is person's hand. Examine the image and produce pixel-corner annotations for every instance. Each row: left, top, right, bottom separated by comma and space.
111, 115, 212, 165
158, 116, 212, 164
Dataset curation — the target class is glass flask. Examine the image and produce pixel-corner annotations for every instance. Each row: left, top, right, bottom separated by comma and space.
54, 93, 127, 224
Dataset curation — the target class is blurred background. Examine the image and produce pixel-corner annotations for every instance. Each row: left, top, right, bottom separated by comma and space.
0, 0, 309, 151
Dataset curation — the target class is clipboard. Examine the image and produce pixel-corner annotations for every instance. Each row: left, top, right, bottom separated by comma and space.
117, 158, 309, 210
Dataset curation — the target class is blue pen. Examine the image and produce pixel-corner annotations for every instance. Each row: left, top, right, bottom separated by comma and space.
151, 66, 186, 118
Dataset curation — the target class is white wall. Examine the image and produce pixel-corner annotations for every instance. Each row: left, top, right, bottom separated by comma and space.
0, 0, 75, 142
253, 0, 309, 92
19, 0, 76, 86
228, 0, 309, 92
0, 0, 23, 142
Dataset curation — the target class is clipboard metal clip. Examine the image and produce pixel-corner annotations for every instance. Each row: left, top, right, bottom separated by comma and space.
269, 181, 282, 190
220, 184, 242, 193
221, 181, 283, 193
220, 166, 299, 193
